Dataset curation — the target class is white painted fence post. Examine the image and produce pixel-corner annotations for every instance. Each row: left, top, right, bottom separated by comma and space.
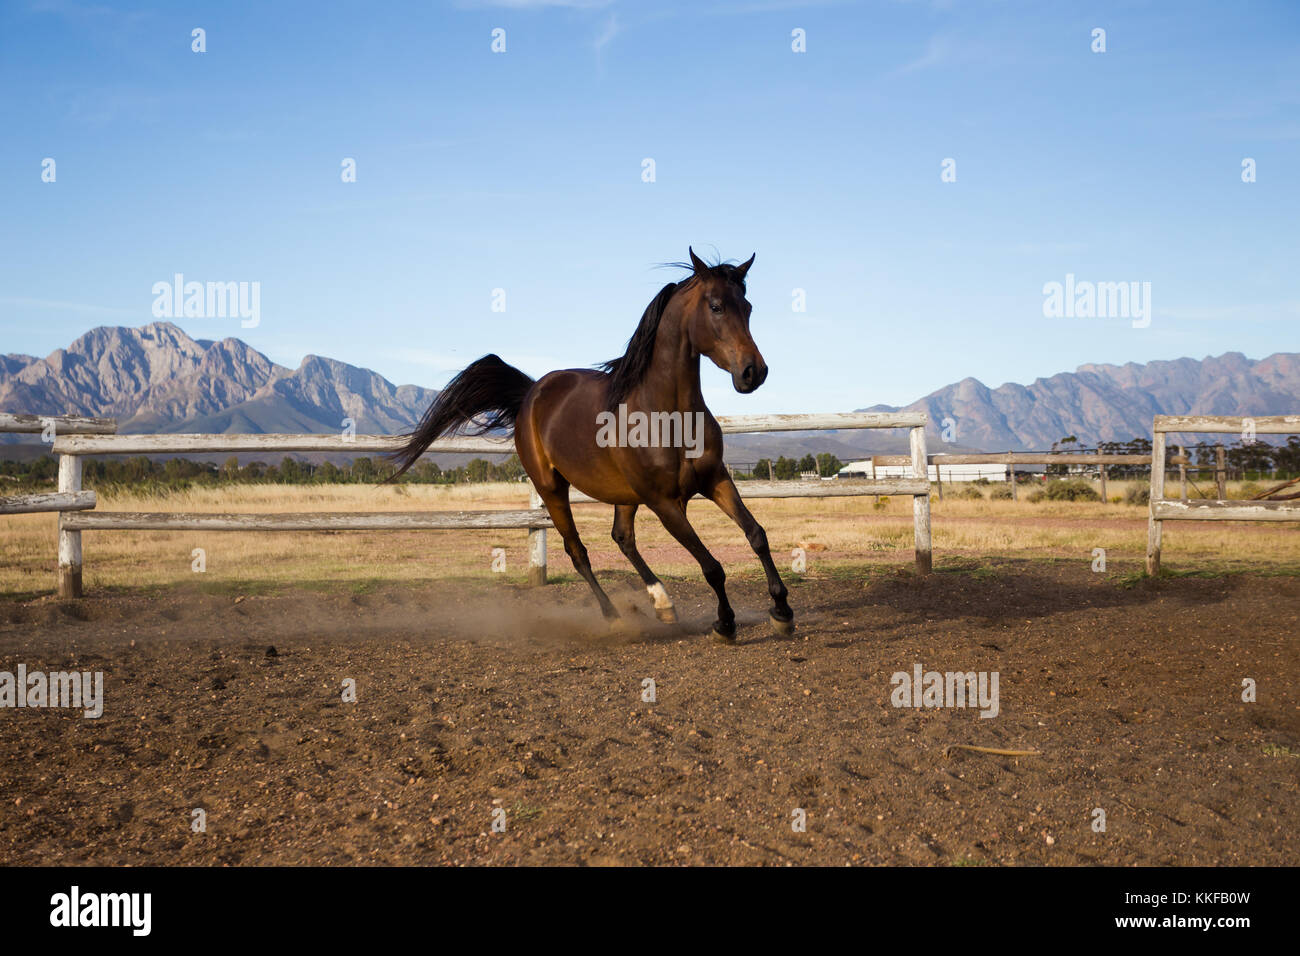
528, 485, 547, 586
57, 454, 83, 598
909, 425, 932, 575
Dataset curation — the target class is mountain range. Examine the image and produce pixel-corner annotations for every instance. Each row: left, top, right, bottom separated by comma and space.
0, 323, 436, 439
2, 323, 1297, 458
861, 352, 1300, 450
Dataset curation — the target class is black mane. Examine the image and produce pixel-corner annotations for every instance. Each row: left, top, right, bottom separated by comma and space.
599, 260, 747, 406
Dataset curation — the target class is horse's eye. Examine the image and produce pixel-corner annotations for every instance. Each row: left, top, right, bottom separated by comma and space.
710, 302, 723, 314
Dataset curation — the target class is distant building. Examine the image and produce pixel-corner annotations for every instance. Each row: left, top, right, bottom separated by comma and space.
838, 456, 1020, 482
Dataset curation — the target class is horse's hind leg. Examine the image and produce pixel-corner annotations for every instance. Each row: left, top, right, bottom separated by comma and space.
644, 497, 736, 643
535, 479, 620, 624
611, 504, 676, 623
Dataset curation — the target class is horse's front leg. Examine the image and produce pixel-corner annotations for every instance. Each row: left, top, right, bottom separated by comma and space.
643, 496, 735, 643
707, 474, 795, 636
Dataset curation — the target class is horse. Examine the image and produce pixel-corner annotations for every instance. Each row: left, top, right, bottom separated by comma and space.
389, 248, 794, 643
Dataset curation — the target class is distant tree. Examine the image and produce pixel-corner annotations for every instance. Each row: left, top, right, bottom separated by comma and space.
412, 461, 441, 482
494, 454, 526, 482
816, 453, 842, 477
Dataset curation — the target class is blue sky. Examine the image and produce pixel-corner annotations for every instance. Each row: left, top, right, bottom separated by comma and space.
1, 0, 1297, 414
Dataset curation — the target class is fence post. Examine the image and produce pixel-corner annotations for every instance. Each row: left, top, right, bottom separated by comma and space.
1146, 432, 1166, 575
527, 485, 547, 586
57, 454, 83, 598
1099, 463, 1107, 501
1178, 445, 1188, 501
909, 425, 932, 574
1215, 443, 1226, 499
1007, 452, 1018, 501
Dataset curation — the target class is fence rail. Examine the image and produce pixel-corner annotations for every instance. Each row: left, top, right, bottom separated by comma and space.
17, 410, 932, 597
0, 415, 114, 523
1147, 414, 1300, 573
62, 509, 552, 532
1154, 414, 1300, 434
861, 451, 1152, 501
0, 491, 97, 516
0, 413, 117, 436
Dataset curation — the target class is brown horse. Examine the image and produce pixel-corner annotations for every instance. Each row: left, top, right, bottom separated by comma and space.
390, 248, 794, 642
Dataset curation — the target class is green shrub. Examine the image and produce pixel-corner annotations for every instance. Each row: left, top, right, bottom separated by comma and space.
990, 484, 1014, 500
1125, 485, 1150, 505
1043, 479, 1102, 502
954, 484, 985, 500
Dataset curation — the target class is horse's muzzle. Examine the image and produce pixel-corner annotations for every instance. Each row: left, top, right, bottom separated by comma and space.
734, 360, 769, 393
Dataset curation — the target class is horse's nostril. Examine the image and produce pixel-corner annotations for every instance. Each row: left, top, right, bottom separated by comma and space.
742, 363, 757, 386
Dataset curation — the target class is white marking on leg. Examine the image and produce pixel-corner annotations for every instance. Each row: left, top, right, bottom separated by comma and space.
647, 582, 673, 610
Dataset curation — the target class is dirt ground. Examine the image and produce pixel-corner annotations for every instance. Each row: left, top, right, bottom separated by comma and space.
0, 559, 1295, 866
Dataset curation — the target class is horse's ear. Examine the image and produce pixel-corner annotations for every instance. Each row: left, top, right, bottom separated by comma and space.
688, 247, 709, 277
735, 253, 755, 280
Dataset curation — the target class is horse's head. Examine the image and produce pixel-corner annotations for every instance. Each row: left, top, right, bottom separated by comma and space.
684, 247, 767, 393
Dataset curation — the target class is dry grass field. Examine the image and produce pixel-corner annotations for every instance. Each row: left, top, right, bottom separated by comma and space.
2, 479, 1298, 597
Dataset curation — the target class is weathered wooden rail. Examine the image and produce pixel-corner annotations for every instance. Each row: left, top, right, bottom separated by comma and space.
1147, 415, 1300, 574
867, 452, 1152, 501
1, 415, 117, 597
0, 414, 114, 522
0, 413, 119, 436
36, 411, 932, 597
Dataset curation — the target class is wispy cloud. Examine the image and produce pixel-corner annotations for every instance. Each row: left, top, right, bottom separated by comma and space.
593, 13, 620, 52
893, 35, 952, 75
0, 296, 139, 318
1159, 301, 1300, 322
65, 87, 165, 128
460, 0, 614, 9
380, 348, 567, 378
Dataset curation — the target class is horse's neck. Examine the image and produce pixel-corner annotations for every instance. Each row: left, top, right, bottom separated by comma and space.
634, 308, 703, 412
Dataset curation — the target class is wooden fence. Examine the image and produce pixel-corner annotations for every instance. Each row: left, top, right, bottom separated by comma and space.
0, 413, 116, 520
34, 411, 932, 598
1, 414, 118, 599
868, 452, 1152, 501
1146, 415, 1300, 574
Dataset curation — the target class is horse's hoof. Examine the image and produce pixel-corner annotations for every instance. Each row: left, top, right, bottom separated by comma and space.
709, 628, 736, 645
655, 606, 678, 624
770, 613, 796, 637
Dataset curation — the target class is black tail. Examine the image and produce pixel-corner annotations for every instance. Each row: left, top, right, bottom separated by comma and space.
386, 354, 534, 480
